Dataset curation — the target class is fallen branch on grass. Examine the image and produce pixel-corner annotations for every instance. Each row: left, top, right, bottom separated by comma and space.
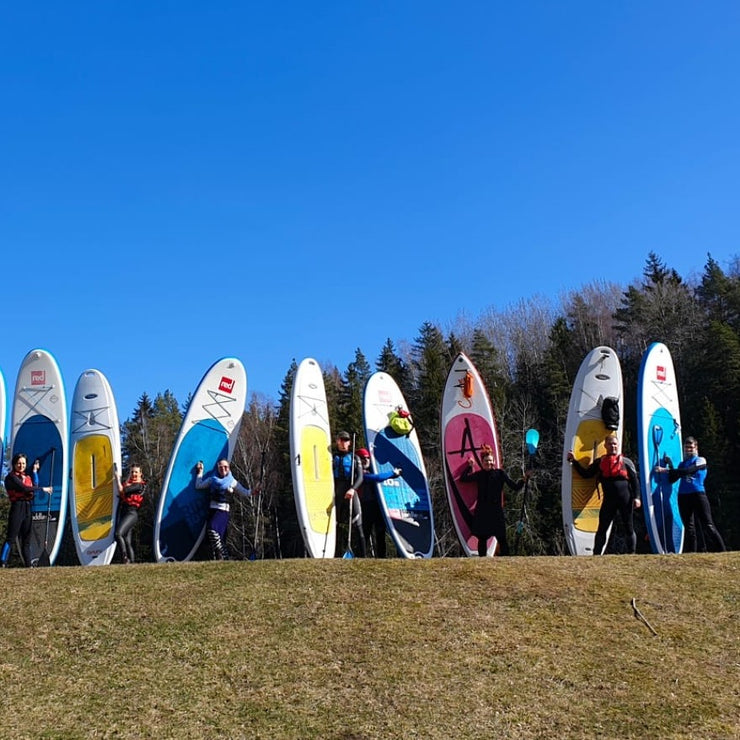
631, 597, 658, 636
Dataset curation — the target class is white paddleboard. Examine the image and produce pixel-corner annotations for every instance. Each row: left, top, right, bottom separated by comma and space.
441, 353, 501, 556
154, 357, 247, 562
289, 358, 336, 558
638, 342, 684, 554
561, 346, 623, 556
363, 372, 434, 559
69, 369, 122, 565
10, 348, 69, 565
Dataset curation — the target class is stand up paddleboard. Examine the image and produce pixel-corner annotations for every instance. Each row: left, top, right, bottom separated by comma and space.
154, 357, 247, 563
69, 369, 122, 565
441, 353, 501, 556
561, 346, 623, 556
638, 342, 684, 554
363, 372, 434, 559
289, 358, 335, 558
10, 349, 68, 566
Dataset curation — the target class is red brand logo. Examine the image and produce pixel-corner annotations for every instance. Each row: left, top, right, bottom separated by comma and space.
379, 390, 392, 403
656, 365, 666, 382
31, 370, 46, 386
219, 376, 235, 394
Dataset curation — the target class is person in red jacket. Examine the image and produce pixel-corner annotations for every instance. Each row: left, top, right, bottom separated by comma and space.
1, 453, 52, 567
567, 434, 641, 554
114, 464, 147, 563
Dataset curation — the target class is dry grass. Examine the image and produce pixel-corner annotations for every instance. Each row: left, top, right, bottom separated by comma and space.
0, 553, 738, 739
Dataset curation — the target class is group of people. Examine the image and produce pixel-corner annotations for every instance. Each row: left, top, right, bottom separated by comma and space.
567, 434, 726, 554
1, 429, 726, 566
0, 452, 258, 566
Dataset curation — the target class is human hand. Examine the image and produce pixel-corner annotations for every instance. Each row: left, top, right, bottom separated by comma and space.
344, 488, 355, 500
392, 467, 402, 477
566, 451, 574, 462
195, 461, 204, 474
633, 499, 642, 510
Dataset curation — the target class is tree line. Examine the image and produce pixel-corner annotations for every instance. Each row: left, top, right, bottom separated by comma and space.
8, 252, 735, 564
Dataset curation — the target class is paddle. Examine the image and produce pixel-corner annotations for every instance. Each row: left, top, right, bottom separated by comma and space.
514, 429, 539, 554
37, 447, 56, 567
342, 434, 356, 559
652, 424, 667, 547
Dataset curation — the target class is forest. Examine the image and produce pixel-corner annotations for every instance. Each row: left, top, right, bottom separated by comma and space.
41, 252, 740, 564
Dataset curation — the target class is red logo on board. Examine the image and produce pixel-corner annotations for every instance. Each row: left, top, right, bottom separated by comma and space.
31, 370, 46, 386
379, 390, 392, 403
219, 376, 235, 394
656, 365, 667, 382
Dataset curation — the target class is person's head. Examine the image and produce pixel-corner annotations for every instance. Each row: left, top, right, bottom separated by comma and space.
336, 431, 351, 451
357, 448, 371, 467
683, 437, 698, 455
128, 465, 143, 482
604, 435, 619, 454
11, 453, 27, 472
480, 444, 496, 469
216, 459, 231, 478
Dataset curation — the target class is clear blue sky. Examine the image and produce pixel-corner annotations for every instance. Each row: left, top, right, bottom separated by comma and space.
2, 2, 739, 421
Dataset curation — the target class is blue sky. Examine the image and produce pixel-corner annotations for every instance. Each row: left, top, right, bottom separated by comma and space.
2, 2, 739, 422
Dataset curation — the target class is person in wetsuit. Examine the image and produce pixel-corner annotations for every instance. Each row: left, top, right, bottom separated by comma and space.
460, 444, 530, 557
332, 431, 366, 557
567, 434, 641, 554
655, 436, 726, 552
195, 459, 257, 560
356, 447, 401, 558
1, 454, 52, 567
114, 464, 147, 564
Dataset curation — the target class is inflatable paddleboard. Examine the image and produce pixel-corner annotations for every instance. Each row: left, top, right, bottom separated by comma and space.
289, 358, 336, 558
441, 353, 501, 556
363, 372, 434, 559
69, 369, 122, 565
637, 342, 684, 554
10, 349, 68, 565
154, 357, 247, 562
561, 346, 623, 556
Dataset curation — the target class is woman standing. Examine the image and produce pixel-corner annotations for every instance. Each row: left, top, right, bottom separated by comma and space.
460, 445, 530, 556
195, 459, 257, 560
114, 464, 147, 563
1, 454, 52, 567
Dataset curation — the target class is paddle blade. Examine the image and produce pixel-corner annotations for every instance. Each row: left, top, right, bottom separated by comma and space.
342, 550, 354, 560
525, 428, 540, 455
37, 550, 51, 568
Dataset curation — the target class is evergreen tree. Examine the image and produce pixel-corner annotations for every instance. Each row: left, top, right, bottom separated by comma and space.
340, 348, 371, 445
410, 322, 448, 455
376, 338, 412, 399
120, 391, 182, 563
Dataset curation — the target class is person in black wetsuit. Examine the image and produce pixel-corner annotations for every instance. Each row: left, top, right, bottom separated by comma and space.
567, 434, 641, 554
114, 464, 147, 563
332, 431, 366, 557
1, 454, 52, 567
459, 445, 530, 557
655, 436, 726, 552
356, 447, 401, 558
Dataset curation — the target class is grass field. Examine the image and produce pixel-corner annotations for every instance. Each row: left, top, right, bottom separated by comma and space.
0, 553, 737, 739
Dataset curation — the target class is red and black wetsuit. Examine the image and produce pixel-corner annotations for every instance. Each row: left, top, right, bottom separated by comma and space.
571, 453, 640, 554
1, 472, 37, 566
115, 480, 146, 563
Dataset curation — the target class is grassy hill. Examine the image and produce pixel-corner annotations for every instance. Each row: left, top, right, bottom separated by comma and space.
0, 553, 737, 739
